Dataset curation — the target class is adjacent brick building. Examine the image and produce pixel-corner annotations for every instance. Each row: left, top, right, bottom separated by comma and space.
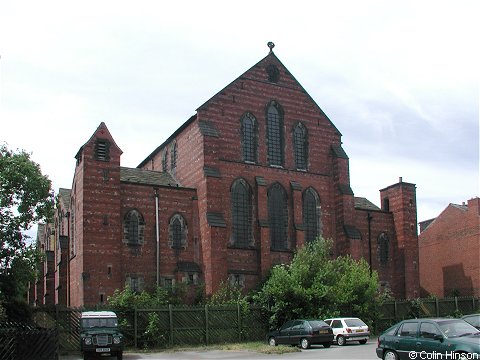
419, 198, 480, 297
35, 46, 421, 306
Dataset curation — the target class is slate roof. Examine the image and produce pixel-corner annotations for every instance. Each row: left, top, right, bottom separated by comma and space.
354, 197, 381, 211
206, 212, 227, 228
419, 218, 436, 233
331, 144, 349, 159
36, 224, 46, 243
451, 203, 468, 211
203, 166, 221, 178
176, 261, 202, 273
339, 184, 354, 195
138, 49, 341, 168
120, 167, 179, 187
58, 188, 71, 210
198, 120, 219, 137
344, 225, 362, 240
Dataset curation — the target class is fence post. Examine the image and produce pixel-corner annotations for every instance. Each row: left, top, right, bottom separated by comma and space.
454, 297, 458, 312
205, 305, 209, 346
237, 303, 241, 342
394, 300, 398, 321
169, 304, 174, 347
134, 307, 137, 349
435, 298, 439, 317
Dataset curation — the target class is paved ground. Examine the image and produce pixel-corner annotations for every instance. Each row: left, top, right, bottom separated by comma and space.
60, 339, 379, 359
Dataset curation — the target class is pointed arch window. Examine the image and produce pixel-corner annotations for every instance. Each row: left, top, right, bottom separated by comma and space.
169, 214, 187, 249
378, 232, 390, 264
294, 123, 308, 170
162, 148, 168, 172
170, 141, 177, 173
303, 188, 321, 243
70, 199, 75, 257
231, 179, 252, 247
268, 183, 288, 250
123, 210, 145, 245
241, 113, 257, 163
266, 101, 284, 166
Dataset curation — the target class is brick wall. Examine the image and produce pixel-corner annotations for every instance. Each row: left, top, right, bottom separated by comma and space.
57, 51, 421, 305
419, 198, 479, 297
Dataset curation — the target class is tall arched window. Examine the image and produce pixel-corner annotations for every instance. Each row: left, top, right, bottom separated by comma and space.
162, 148, 168, 172
268, 183, 288, 250
172, 217, 182, 248
169, 214, 187, 249
241, 113, 257, 163
123, 210, 145, 245
303, 188, 321, 243
70, 198, 75, 256
294, 123, 308, 170
231, 179, 252, 247
378, 232, 389, 264
266, 101, 284, 166
170, 141, 177, 173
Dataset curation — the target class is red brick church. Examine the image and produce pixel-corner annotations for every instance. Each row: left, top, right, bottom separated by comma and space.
32, 45, 420, 307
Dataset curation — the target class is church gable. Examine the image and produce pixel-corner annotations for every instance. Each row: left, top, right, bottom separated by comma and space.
197, 44, 340, 137
192, 46, 343, 173
75, 122, 123, 165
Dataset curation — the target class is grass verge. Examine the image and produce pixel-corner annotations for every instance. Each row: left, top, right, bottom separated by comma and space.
137, 342, 300, 355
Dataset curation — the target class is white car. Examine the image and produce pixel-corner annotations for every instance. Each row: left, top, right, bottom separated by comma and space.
324, 317, 370, 346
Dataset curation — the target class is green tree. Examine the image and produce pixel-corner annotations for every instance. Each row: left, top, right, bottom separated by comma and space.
254, 237, 380, 328
0, 144, 53, 306
0, 144, 53, 269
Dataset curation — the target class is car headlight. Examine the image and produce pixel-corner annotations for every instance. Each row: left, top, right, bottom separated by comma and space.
84, 337, 92, 345
113, 336, 121, 344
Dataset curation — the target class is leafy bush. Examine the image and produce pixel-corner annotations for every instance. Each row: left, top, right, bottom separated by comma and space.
254, 237, 380, 328
107, 284, 186, 309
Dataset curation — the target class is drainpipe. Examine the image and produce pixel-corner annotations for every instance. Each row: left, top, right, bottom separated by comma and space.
154, 189, 160, 287
367, 212, 373, 276
66, 211, 71, 307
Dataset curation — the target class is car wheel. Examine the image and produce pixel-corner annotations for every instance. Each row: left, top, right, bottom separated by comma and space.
322, 342, 331, 348
268, 337, 277, 346
83, 353, 89, 360
300, 338, 310, 349
117, 351, 123, 360
359, 339, 367, 344
337, 335, 346, 346
383, 350, 399, 360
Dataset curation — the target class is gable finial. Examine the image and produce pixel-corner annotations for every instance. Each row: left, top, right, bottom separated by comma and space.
267, 42, 275, 53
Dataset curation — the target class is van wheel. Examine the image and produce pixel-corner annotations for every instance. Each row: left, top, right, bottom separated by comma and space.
359, 339, 367, 344
337, 335, 346, 346
300, 338, 310, 349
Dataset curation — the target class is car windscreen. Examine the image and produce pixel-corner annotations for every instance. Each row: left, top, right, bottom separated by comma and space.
464, 315, 480, 328
345, 319, 367, 327
81, 318, 118, 328
308, 320, 329, 328
438, 319, 478, 337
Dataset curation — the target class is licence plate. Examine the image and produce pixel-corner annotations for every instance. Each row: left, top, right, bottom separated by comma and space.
96, 348, 110, 353
356, 329, 364, 333
319, 330, 328, 334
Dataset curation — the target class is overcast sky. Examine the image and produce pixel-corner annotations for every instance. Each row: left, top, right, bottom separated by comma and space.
1, 0, 478, 236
